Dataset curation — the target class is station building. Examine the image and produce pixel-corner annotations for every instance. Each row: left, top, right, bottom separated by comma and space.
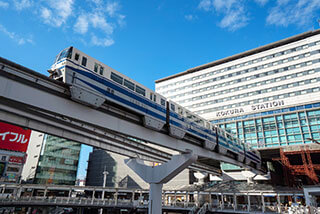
155, 30, 320, 186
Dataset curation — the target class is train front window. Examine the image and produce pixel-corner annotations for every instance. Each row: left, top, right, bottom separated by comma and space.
56, 47, 73, 63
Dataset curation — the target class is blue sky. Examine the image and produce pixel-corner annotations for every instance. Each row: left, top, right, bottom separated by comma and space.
1, 0, 320, 179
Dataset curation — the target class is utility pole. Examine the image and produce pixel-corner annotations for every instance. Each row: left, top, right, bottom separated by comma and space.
100, 166, 108, 214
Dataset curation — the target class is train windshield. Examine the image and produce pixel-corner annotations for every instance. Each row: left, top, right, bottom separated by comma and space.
55, 47, 73, 63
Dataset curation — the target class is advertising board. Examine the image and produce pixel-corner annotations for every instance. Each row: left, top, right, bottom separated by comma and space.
0, 122, 31, 152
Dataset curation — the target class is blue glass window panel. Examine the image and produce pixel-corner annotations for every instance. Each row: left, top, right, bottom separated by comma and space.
310, 125, 320, 132
312, 133, 320, 138
280, 136, 286, 142
302, 126, 309, 133
300, 120, 307, 125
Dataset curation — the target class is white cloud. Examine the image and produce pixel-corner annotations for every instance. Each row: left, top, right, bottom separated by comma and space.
0, 1, 9, 9
266, 0, 320, 27
198, 0, 249, 31
198, 0, 213, 11
74, 15, 89, 34
254, 0, 268, 6
91, 35, 114, 47
13, 0, 32, 10
106, 2, 119, 17
90, 13, 114, 34
40, 0, 74, 27
185, 14, 197, 21
0, 24, 33, 45
40, 7, 52, 20
72, 1, 125, 47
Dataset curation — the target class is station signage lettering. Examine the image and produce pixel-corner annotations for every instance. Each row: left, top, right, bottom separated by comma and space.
251, 100, 284, 110
216, 100, 285, 118
216, 108, 244, 117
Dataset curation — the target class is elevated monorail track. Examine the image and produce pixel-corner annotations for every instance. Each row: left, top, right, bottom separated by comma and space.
0, 57, 263, 174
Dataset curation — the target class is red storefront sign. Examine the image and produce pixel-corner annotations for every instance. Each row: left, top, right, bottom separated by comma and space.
0, 122, 31, 152
9, 156, 25, 164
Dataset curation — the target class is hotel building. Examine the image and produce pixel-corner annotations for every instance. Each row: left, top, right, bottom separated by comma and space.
156, 30, 320, 149
155, 30, 320, 182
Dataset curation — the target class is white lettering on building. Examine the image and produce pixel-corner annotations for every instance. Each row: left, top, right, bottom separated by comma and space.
216, 108, 244, 117
0, 132, 28, 144
251, 100, 285, 111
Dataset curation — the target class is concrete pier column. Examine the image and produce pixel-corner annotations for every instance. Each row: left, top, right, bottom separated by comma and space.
186, 191, 189, 207
247, 193, 251, 212
220, 194, 224, 210
261, 194, 265, 213
174, 191, 177, 206
91, 189, 96, 204
277, 194, 281, 213
234, 194, 237, 211
115, 188, 118, 205
67, 188, 72, 203
16, 185, 23, 198
1, 184, 6, 194
44, 186, 48, 198
125, 151, 197, 214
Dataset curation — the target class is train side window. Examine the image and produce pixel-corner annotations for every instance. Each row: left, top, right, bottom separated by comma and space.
161, 99, 166, 106
153, 94, 156, 102
170, 104, 175, 111
178, 107, 183, 115
136, 86, 146, 96
124, 79, 134, 90
75, 53, 80, 61
111, 72, 123, 85
100, 66, 104, 75
81, 57, 87, 66
150, 93, 153, 100
94, 63, 99, 73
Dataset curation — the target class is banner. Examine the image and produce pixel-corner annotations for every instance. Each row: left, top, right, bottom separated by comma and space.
0, 122, 31, 152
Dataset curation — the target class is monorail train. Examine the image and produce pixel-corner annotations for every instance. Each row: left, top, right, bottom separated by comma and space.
48, 46, 262, 169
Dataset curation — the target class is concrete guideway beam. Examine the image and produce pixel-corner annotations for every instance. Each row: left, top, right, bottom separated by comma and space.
125, 151, 197, 214
0, 58, 263, 174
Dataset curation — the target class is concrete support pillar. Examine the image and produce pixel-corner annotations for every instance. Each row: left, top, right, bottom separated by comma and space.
17, 186, 22, 198
162, 191, 165, 206
115, 189, 118, 205
131, 190, 135, 203
44, 186, 48, 198
149, 183, 163, 212
174, 191, 177, 206
125, 151, 197, 214
221, 194, 224, 210
247, 193, 251, 212
67, 188, 72, 203
91, 189, 95, 204
261, 194, 265, 213
277, 194, 281, 213
186, 191, 189, 207
2, 184, 6, 194
234, 194, 237, 211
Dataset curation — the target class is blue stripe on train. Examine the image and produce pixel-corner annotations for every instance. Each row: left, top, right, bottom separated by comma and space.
65, 64, 249, 158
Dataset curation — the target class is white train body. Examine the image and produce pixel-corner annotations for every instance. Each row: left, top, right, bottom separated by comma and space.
48, 46, 262, 169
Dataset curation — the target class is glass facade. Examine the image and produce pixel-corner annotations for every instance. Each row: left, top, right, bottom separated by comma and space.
214, 107, 320, 149
34, 135, 81, 185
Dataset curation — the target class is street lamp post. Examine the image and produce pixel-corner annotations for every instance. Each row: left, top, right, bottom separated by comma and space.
102, 170, 109, 199
99, 167, 108, 214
